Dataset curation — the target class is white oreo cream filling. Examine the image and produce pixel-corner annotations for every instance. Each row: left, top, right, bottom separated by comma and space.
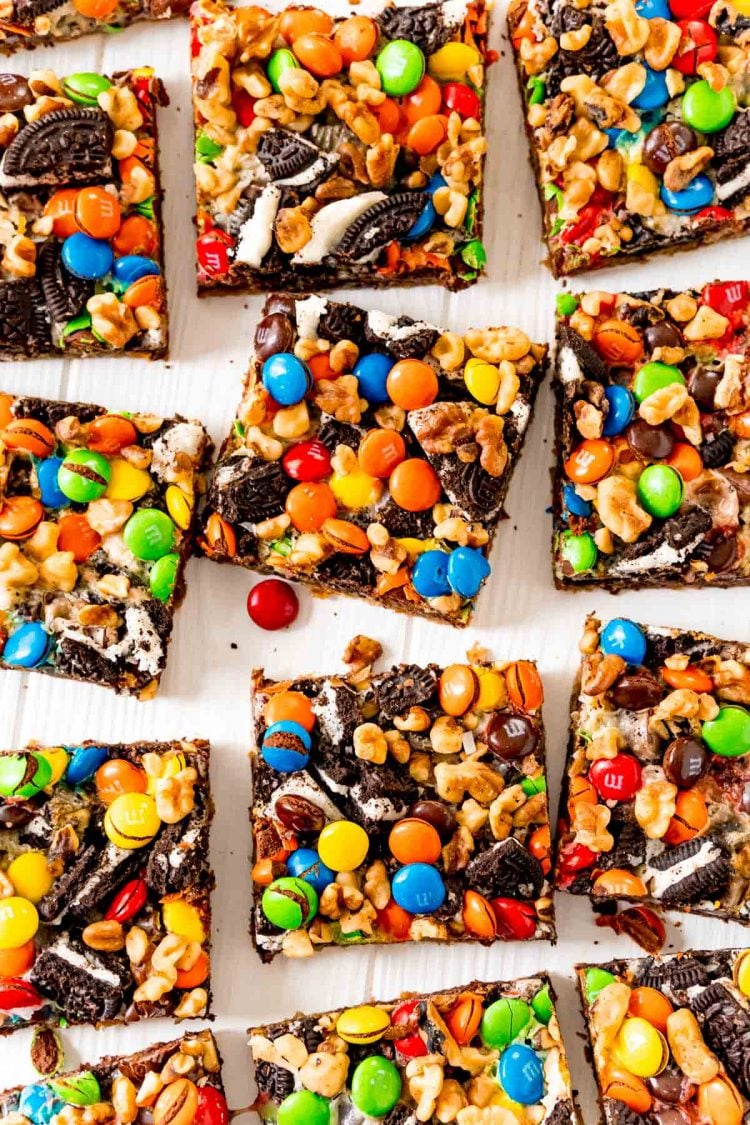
294, 295, 329, 340
558, 346, 583, 385
645, 838, 723, 898
234, 185, 281, 268
292, 192, 386, 265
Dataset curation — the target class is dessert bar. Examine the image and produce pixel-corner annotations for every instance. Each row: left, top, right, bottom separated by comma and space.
200, 295, 547, 626
555, 613, 750, 924
251, 648, 554, 961
250, 976, 578, 1124
509, 0, 750, 275
0, 392, 211, 696
578, 949, 750, 1125
191, 0, 490, 293
0, 68, 168, 359
0, 741, 212, 1030
553, 282, 750, 589
0, 0, 188, 52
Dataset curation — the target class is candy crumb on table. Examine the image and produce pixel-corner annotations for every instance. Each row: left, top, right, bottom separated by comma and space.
553, 282, 750, 588
0, 69, 168, 359
509, 0, 750, 276
250, 639, 554, 961
0, 392, 211, 696
191, 0, 491, 293
249, 975, 580, 1124
0, 741, 213, 1031
578, 949, 750, 1125
555, 613, 750, 929
200, 295, 547, 627
0, 1030, 227, 1125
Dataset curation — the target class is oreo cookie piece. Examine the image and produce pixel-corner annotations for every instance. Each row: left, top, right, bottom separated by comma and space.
316, 414, 365, 452
256, 129, 338, 188
207, 455, 288, 524
336, 193, 426, 261
713, 108, 750, 162
254, 1061, 295, 1102
664, 506, 712, 550
647, 837, 730, 906
377, 2, 457, 54
145, 806, 210, 894
465, 838, 545, 900
600, 820, 648, 871
636, 955, 710, 992
347, 760, 418, 832
0, 108, 112, 187
701, 429, 734, 468
363, 313, 439, 359
13, 0, 66, 18
693, 982, 750, 1097
66, 843, 140, 917
545, 9, 619, 95
30, 933, 131, 1024
0, 278, 50, 355
373, 663, 439, 720
37, 843, 98, 923
317, 301, 366, 346
372, 496, 436, 540
557, 325, 608, 383
38, 242, 92, 333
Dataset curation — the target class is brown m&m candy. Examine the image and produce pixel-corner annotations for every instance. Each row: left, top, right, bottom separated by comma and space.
643, 121, 697, 175
662, 736, 709, 789
486, 712, 538, 760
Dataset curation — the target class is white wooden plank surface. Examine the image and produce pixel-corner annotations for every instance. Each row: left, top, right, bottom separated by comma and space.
2, 7, 750, 1117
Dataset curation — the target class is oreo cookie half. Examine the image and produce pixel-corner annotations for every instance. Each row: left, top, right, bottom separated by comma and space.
336, 193, 426, 261
636, 954, 710, 992
0, 277, 49, 355
557, 325, 608, 384
207, 455, 288, 524
646, 837, 730, 906
465, 837, 545, 900
0, 108, 112, 188
363, 312, 439, 359
693, 982, 750, 1098
256, 128, 338, 188
38, 241, 92, 334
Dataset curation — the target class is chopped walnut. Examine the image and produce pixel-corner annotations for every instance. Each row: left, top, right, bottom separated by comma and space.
353, 722, 388, 764
87, 294, 139, 349
581, 651, 627, 695
475, 415, 508, 478
313, 376, 365, 424
634, 765, 677, 839
406, 1056, 445, 1122
571, 801, 614, 852
663, 145, 713, 192
342, 634, 382, 674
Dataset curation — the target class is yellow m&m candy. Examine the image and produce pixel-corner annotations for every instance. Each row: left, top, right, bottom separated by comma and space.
613, 1017, 668, 1078
734, 950, 750, 997
104, 793, 160, 849
166, 486, 193, 530
475, 669, 505, 711
105, 459, 152, 502
162, 900, 206, 943
428, 42, 480, 80
330, 469, 383, 511
0, 896, 39, 949
7, 852, 53, 903
37, 747, 69, 785
318, 821, 369, 872
464, 358, 501, 406
337, 1005, 390, 1044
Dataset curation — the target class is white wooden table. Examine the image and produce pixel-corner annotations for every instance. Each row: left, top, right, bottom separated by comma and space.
2, 7, 750, 1117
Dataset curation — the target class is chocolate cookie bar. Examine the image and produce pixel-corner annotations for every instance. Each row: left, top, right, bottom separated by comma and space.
0, 69, 168, 359
0, 740, 212, 1031
200, 296, 546, 626
0, 0, 187, 52
251, 650, 554, 962
578, 950, 750, 1125
553, 283, 750, 589
190, 0, 490, 294
0, 1031, 226, 1125
0, 392, 211, 697
250, 976, 578, 1124
555, 613, 750, 925
509, 0, 750, 276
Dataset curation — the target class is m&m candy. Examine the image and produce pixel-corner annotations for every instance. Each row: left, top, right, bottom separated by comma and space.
447, 546, 491, 598
7, 852, 53, 903
58, 450, 111, 503
0, 896, 39, 949
262, 354, 311, 406
261, 720, 311, 772
62, 72, 111, 104
103, 793, 161, 849
682, 79, 735, 132
336, 1005, 390, 1044
561, 531, 597, 572
150, 554, 180, 603
267, 48, 299, 93
352, 352, 394, 404
318, 821, 369, 871
18, 1086, 64, 1125
585, 967, 616, 1001
49, 1073, 101, 1107
123, 509, 176, 560
277, 1091, 329, 1125
442, 81, 482, 119
389, 819, 442, 865
464, 357, 501, 404
112, 257, 160, 288
286, 848, 334, 894
351, 1056, 401, 1117
262, 877, 318, 929
61, 233, 113, 280
3, 623, 52, 669
106, 460, 152, 502
66, 745, 109, 786
0, 751, 51, 797
282, 439, 331, 482
589, 754, 643, 801
480, 997, 531, 1048
247, 579, 299, 631
498, 1043, 544, 1104
661, 173, 714, 213
391, 863, 445, 914
563, 484, 593, 518
376, 40, 426, 96
532, 983, 554, 1025
602, 386, 635, 436
162, 899, 206, 943
95, 758, 147, 804
702, 705, 750, 757
411, 550, 451, 598
632, 66, 669, 110
36, 458, 68, 508
105, 878, 148, 924
633, 362, 685, 403
636, 464, 683, 518
600, 618, 647, 665
428, 41, 480, 81
613, 1017, 668, 1078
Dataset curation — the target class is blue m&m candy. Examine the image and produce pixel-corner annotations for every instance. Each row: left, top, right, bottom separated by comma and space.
262, 354, 311, 406
412, 549, 451, 598
661, 173, 714, 213
61, 234, 113, 280
407, 173, 446, 241
19, 1086, 64, 1125
636, 0, 670, 16
499, 1044, 545, 1105
392, 863, 445, 914
112, 255, 160, 286
286, 848, 335, 894
563, 483, 592, 518
65, 745, 109, 787
447, 546, 491, 598
36, 457, 68, 508
602, 385, 635, 436
262, 720, 311, 772
633, 66, 669, 110
353, 353, 394, 405
3, 623, 51, 668
600, 618, 647, 666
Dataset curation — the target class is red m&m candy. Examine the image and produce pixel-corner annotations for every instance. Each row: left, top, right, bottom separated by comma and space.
247, 579, 299, 630
490, 897, 536, 940
196, 230, 233, 277
391, 1000, 427, 1057
589, 754, 643, 801
282, 439, 331, 481
702, 280, 750, 318
442, 81, 481, 119
673, 19, 718, 74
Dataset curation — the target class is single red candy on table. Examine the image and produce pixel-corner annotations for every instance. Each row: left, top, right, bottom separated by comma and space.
247, 578, 299, 630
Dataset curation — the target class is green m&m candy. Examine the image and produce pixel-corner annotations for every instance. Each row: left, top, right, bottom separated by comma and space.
50, 1072, 101, 1106
123, 509, 176, 561
632, 362, 685, 403
480, 997, 531, 1048
262, 876, 318, 929
267, 48, 298, 93
561, 530, 597, 573
531, 983, 554, 1025
585, 967, 615, 1002
149, 553, 180, 603
556, 292, 579, 317
278, 1091, 330, 1125
0, 751, 52, 798
62, 73, 111, 105
636, 464, 683, 518
376, 40, 425, 96
702, 705, 750, 757
57, 449, 111, 503
682, 80, 736, 134
351, 1056, 402, 1117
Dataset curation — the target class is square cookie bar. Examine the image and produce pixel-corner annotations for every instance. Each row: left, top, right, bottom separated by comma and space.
508, 0, 750, 276
190, 0, 490, 294
578, 950, 750, 1125
0, 1031, 225, 1123
553, 283, 750, 589
250, 976, 578, 1124
0, 741, 212, 1030
555, 613, 750, 924
0, 392, 211, 696
251, 652, 554, 961
200, 295, 546, 626
0, 1, 187, 53
0, 68, 168, 359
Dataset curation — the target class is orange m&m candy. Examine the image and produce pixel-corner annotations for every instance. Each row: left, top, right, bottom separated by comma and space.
57, 513, 102, 562
446, 992, 483, 1044
403, 75, 442, 125
462, 890, 497, 940
660, 664, 713, 693
95, 759, 147, 805
203, 512, 236, 557
175, 949, 210, 990
376, 899, 412, 940
358, 429, 406, 478
387, 359, 439, 410
264, 690, 316, 731
280, 6, 333, 42
389, 818, 442, 865
0, 496, 43, 540
72, 0, 119, 19
438, 664, 479, 716
87, 414, 137, 455
528, 825, 551, 874
122, 275, 163, 310
321, 517, 370, 554
697, 1075, 744, 1125
567, 775, 597, 809
286, 481, 337, 531
308, 352, 337, 381
663, 790, 708, 846
113, 214, 158, 258
593, 869, 647, 897
334, 15, 378, 62
44, 189, 81, 239
506, 660, 543, 711
293, 33, 343, 77
593, 319, 643, 365
377, 98, 403, 134
0, 396, 13, 430
602, 1065, 652, 1114
0, 939, 35, 978
406, 114, 448, 156
628, 986, 673, 1033
389, 459, 441, 511
75, 186, 121, 240
666, 442, 702, 482
1, 418, 55, 458
564, 439, 615, 484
